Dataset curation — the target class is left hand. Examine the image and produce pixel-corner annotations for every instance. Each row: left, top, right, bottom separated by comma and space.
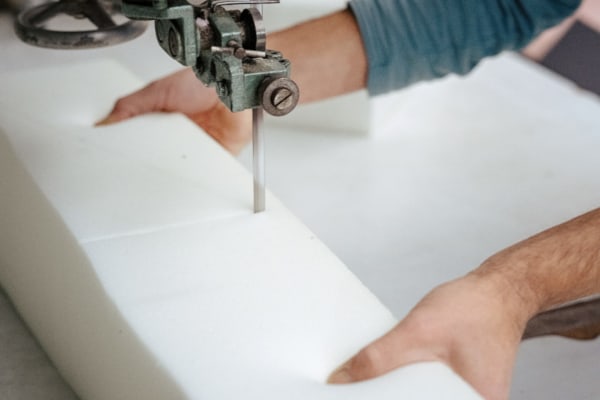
328, 274, 533, 400
97, 68, 252, 155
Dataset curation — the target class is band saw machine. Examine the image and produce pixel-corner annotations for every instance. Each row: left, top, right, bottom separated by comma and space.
13, 0, 300, 213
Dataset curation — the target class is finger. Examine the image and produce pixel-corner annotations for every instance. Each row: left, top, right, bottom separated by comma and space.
327, 336, 399, 383
328, 344, 387, 384
328, 321, 441, 384
95, 111, 127, 126
95, 82, 165, 126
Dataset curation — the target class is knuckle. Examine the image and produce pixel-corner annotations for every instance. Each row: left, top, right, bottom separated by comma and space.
113, 97, 129, 111
145, 81, 161, 92
113, 95, 140, 118
113, 97, 124, 106
350, 344, 386, 380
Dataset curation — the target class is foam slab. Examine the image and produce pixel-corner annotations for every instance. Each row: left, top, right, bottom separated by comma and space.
0, 61, 481, 399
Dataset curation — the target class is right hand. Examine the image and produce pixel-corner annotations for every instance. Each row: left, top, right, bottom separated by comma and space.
328, 274, 532, 400
96, 68, 252, 155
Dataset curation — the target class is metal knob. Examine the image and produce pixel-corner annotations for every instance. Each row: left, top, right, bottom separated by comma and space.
14, 0, 147, 49
258, 76, 299, 117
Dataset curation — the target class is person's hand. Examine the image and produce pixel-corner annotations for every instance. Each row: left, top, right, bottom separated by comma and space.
97, 68, 252, 155
328, 274, 534, 400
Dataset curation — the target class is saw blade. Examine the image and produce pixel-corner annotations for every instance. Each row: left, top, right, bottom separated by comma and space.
252, 108, 265, 213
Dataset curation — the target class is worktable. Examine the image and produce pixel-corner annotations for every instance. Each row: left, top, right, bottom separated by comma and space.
1, 11, 600, 400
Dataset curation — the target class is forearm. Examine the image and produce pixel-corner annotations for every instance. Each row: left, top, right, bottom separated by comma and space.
349, 0, 580, 95
472, 208, 600, 321
325, 210, 600, 396
266, 0, 582, 103
268, 10, 368, 104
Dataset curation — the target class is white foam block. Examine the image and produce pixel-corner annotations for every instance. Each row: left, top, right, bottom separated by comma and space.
0, 61, 481, 399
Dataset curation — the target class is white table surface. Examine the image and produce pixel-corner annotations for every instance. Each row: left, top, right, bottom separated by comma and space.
1, 11, 600, 400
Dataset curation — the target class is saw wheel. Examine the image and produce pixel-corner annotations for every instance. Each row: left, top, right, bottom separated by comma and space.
15, 0, 147, 49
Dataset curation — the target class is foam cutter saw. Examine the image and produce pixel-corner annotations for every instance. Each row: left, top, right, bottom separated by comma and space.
122, 0, 300, 212
14, 0, 300, 213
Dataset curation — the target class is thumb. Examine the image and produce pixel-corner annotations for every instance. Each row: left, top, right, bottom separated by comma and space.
95, 82, 166, 126
327, 322, 440, 384
327, 344, 389, 384
95, 107, 131, 126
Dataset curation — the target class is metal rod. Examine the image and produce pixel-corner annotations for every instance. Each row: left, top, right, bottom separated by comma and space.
252, 107, 265, 213
209, 0, 279, 9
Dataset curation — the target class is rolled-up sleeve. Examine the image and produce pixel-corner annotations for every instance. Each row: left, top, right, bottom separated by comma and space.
348, 0, 581, 95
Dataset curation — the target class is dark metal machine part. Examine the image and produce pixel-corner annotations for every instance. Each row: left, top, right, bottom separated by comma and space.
14, 0, 299, 213
14, 0, 147, 49
523, 297, 600, 340
121, 0, 299, 115
121, 0, 300, 213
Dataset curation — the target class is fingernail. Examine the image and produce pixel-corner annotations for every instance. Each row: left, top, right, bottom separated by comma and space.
327, 362, 353, 384
95, 115, 116, 127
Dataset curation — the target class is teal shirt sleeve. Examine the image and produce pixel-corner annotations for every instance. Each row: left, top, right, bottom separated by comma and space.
348, 0, 581, 95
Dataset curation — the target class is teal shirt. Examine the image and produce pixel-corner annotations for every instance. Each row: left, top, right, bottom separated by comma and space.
348, 0, 581, 95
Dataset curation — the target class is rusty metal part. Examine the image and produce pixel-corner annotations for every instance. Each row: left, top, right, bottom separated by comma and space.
523, 297, 600, 340
258, 76, 299, 116
15, 0, 147, 49
120, 0, 296, 212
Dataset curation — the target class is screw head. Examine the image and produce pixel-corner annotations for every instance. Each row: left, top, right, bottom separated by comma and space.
259, 77, 299, 117
272, 88, 295, 111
